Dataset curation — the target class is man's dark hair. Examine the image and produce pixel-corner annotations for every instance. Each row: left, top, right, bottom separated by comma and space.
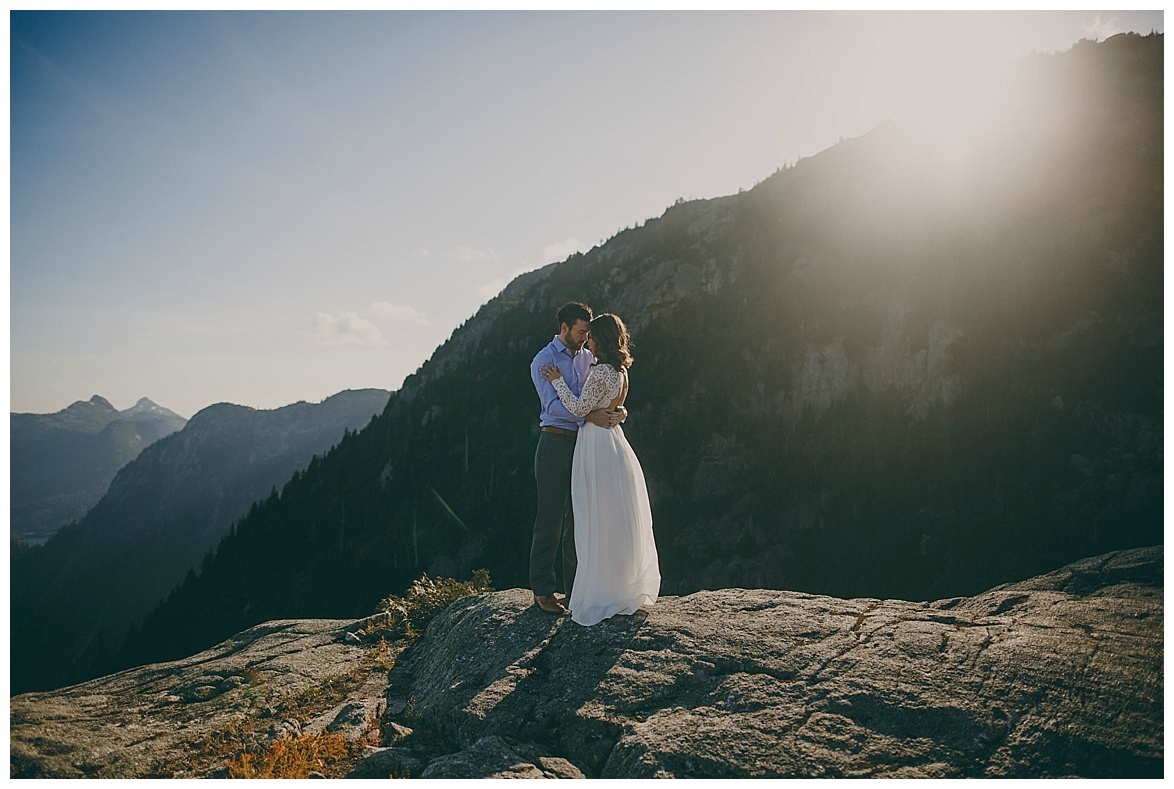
557, 302, 593, 330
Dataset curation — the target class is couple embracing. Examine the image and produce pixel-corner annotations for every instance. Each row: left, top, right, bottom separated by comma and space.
528, 302, 660, 626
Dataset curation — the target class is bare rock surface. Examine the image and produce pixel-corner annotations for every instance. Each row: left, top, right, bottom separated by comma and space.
387, 546, 1162, 778
10, 618, 382, 778
345, 745, 424, 779
418, 735, 586, 779
10, 547, 1161, 779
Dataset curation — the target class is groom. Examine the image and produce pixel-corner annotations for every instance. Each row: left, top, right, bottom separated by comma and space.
529, 301, 625, 614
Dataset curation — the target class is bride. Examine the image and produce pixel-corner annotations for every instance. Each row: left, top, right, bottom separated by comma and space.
539, 313, 660, 626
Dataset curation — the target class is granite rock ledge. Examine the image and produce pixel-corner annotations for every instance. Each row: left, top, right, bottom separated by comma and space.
9, 547, 1161, 778
384, 546, 1162, 778
10, 619, 384, 778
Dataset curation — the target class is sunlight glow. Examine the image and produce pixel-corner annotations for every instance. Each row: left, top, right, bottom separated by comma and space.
901, 59, 1013, 149
861, 14, 1021, 149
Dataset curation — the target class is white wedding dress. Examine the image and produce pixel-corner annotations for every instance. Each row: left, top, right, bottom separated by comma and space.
551, 363, 660, 626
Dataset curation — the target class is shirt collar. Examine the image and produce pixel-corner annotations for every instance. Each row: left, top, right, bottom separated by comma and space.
553, 335, 577, 357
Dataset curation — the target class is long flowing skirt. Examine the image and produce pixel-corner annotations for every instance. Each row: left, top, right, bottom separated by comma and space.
568, 422, 660, 626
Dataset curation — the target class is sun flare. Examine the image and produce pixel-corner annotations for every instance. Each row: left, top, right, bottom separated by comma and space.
860, 14, 1022, 148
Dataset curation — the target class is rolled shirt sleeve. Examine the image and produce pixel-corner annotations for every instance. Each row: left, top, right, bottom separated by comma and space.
531, 347, 581, 429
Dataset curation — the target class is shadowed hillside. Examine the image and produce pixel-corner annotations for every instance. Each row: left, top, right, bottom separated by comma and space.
11, 396, 187, 544
114, 34, 1160, 680
11, 389, 390, 694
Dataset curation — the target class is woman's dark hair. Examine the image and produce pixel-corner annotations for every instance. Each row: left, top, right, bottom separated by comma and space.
557, 302, 593, 330
589, 313, 632, 370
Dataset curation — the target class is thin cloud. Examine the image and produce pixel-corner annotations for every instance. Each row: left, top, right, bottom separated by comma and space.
1083, 14, 1123, 41
309, 312, 385, 345
543, 237, 588, 263
456, 245, 499, 263
369, 301, 429, 324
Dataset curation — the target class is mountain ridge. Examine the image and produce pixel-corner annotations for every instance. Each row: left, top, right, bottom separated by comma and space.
10, 395, 189, 544
10, 387, 392, 694
120, 397, 185, 421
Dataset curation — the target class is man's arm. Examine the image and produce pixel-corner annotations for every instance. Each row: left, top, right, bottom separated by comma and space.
583, 408, 615, 428
531, 350, 580, 423
584, 405, 625, 429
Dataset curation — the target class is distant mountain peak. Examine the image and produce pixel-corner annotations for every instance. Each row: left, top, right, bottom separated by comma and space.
120, 398, 186, 422
87, 395, 115, 410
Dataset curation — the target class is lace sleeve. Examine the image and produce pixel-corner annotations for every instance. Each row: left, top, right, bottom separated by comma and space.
551, 365, 618, 417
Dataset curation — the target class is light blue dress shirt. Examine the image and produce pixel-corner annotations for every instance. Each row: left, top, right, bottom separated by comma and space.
531, 335, 595, 431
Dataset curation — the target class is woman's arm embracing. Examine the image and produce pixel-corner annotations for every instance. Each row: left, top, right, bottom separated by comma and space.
548, 365, 617, 418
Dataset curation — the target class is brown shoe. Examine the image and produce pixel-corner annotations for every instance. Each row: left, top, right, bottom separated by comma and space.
533, 594, 568, 614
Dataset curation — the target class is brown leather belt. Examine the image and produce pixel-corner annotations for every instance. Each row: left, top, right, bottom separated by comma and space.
541, 426, 578, 437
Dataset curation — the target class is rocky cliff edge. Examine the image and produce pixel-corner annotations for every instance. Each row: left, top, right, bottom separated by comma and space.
388, 545, 1162, 778
10, 546, 1162, 778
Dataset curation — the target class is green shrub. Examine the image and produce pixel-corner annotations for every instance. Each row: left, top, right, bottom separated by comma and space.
367, 569, 493, 642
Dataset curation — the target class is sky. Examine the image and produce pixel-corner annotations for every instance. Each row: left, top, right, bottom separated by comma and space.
9, 9, 1165, 418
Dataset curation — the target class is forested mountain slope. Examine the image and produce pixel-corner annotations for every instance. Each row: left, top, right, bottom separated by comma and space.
11, 389, 390, 694
120, 34, 1162, 677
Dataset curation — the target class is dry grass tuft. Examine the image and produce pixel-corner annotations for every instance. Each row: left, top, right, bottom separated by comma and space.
196, 570, 493, 777
224, 732, 351, 779
362, 636, 399, 671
